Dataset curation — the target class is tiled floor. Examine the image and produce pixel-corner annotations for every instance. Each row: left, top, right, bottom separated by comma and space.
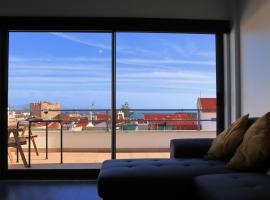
0, 180, 101, 200
9, 152, 170, 169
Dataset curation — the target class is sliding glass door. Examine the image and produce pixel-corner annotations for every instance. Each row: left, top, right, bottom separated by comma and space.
116, 33, 217, 159
8, 32, 112, 169
6, 30, 220, 170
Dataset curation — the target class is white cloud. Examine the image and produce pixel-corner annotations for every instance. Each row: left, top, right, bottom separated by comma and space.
116, 45, 158, 57
10, 55, 214, 66
160, 38, 215, 59
9, 56, 111, 63
118, 70, 212, 79
10, 56, 53, 62
9, 76, 110, 84
9, 64, 110, 72
50, 32, 111, 50
117, 78, 214, 85
117, 58, 215, 66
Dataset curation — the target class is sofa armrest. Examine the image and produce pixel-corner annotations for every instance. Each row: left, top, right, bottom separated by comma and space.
170, 138, 213, 158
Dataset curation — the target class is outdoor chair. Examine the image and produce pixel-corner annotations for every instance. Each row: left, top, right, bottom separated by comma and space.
8, 116, 40, 167
8, 127, 28, 167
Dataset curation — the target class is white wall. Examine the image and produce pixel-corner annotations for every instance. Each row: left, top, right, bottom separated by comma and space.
236, 0, 270, 117
228, 1, 242, 122
0, 0, 230, 20
200, 112, 216, 131
27, 130, 215, 150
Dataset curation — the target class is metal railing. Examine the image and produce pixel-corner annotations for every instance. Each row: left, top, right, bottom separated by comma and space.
9, 108, 217, 132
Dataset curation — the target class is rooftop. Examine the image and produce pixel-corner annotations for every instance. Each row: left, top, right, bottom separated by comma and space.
197, 98, 216, 113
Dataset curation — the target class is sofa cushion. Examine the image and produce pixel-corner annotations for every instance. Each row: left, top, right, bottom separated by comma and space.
97, 158, 232, 199
195, 173, 270, 200
228, 112, 270, 170
205, 114, 249, 160
171, 138, 213, 158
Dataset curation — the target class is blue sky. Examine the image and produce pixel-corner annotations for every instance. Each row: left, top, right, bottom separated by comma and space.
8, 32, 216, 109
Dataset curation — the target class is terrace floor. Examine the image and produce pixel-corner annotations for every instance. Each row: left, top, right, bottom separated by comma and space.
8, 151, 170, 169
8, 130, 215, 169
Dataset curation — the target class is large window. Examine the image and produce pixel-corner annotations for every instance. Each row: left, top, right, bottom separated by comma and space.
7, 32, 218, 169
0, 17, 228, 177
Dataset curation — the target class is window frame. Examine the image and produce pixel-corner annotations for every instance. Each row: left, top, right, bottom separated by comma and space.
0, 17, 229, 180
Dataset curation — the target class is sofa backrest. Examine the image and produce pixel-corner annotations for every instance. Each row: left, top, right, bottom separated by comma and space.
247, 117, 258, 128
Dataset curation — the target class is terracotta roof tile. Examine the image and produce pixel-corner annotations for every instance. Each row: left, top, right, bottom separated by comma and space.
197, 98, 216, 113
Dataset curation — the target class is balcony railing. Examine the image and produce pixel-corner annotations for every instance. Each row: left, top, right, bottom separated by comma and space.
9, 108, 217, 132
8, 108, 217, 169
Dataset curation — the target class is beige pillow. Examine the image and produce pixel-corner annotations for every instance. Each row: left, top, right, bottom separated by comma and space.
227, 112, 270, 170
205, 114, 249, 160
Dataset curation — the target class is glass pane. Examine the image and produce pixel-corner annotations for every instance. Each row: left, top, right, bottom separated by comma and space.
8, 32, 112, 169
116, 33, 216, 159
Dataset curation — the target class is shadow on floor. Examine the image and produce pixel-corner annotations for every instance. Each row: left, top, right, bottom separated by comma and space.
0, 180, 101, 200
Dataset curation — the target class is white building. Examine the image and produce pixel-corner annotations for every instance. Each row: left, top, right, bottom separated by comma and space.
197, 98, 216, 131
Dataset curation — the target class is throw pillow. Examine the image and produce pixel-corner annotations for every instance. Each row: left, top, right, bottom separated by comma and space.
205, 114, 249, 160
227, 112, 270, 170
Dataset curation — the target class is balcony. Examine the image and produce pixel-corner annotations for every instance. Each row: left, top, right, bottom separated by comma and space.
8, 109, 216, 169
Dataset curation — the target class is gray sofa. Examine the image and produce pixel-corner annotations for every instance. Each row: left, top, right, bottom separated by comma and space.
97, 118, 270, 200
